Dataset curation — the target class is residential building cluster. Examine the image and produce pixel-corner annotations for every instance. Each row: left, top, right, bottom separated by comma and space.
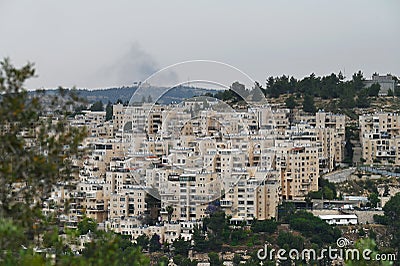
45, 98, 391, 244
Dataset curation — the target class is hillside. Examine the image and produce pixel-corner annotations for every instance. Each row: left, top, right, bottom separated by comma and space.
31, 86, 219, 105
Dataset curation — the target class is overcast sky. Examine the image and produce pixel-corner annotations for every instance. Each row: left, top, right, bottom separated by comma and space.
0, 0, 399, 90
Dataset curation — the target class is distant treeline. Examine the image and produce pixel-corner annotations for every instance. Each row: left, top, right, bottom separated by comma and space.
265, 71, 398, 101
207, 72, 400, 115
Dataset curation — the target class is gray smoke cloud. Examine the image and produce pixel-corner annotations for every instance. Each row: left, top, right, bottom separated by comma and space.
98, 43, 177, 87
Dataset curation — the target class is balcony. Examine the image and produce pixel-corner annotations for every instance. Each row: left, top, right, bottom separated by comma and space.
220, 200, 233, 207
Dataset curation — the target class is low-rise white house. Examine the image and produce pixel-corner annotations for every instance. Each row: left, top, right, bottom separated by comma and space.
318, 214, 358, 225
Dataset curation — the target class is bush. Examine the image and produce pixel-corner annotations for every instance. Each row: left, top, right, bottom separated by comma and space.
251, 219, 278, 234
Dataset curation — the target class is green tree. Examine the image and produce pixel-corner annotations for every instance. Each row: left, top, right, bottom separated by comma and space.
75, 231, 149, 266
250, 219, 278, 233
166, 205, 174, 223
173, 254, 197, 266
78, 216, 98, 235
233, 253, 242, 266
90, 100, 104, 111
204, 210, 228, 238
382, 192, 400, 257
0, 58, 150, 265
157, 256, 170, 266
277, 202, 296, 222
352, 71, 365, 91
0, 218, 26, 253
339, 91, 356, 109
172, 236, 191, 256
395, 86, 400, 97
192, 225, 208, 252
367, 83, 380, 97
105, 101, 113, 121
346, 238, 393, 266
302, 94, 316, 113
0, 59, 87, 261
285, 95, 296, 109
323, 186, 335, 200
287, 210, 341, 245
373, 214, 389, 225
277, 231, 304, 251
356, 90, 370, 108
149, 233, 161, 252
135, 234, 149, 250
368, 193, 380, 208
208, 252, 222, 266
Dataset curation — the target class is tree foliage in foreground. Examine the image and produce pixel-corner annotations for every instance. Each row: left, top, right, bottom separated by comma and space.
382, 192, 400, 259
0, 58, 148, 265
0, 58, 87, 228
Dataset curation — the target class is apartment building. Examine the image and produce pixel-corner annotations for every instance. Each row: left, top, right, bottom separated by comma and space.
221, 171, 280, 222
273, 142, 319, 200
359, 112, 400, 165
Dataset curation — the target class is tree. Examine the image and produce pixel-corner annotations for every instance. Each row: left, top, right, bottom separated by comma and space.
204, 210, 227, 237
346, 238, 393, 266
373, 214, 389, 225
166, 205, 174, 223
356, 90, 370, 108
156, 256, 170, 266
149, 233, 161, 252
0, 58, 149, 265
172, 236, 191, 256
135, 234, 149, 250
277, 202, 296, 222
395, 86, 400, 97
302, 94, 316, 113
382, 192, 400, 257
367, 83, 380, 97
287, 211, 341, 245
368, 193, 380, 208
387, 88, 394, 97
208, 252, 222, 266
352, 71, 365, 91
76, 231, 149, 266
173, 254, 197, 266
277, 231, 304, 251
192, 225, 208, 252
232, 253, 242, 266
0, 59, 86, 245
250, 219, 278, 233
285, 95, 296, 109
105, 101, 113, 121
323, 186, 334, 200
90, 100, 104, 111
78, 216, 98, 235
0, 218, 26, 254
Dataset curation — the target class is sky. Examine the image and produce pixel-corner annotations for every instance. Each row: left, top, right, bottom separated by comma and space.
0, 0, 399, 90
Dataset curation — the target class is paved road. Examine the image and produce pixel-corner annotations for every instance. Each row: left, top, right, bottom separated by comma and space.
322, 167, 356, 183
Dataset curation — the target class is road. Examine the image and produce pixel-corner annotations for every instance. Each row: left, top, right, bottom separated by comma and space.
322, 167, 356, 183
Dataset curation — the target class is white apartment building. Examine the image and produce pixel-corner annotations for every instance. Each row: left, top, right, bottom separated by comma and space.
360, 112, 400, 165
